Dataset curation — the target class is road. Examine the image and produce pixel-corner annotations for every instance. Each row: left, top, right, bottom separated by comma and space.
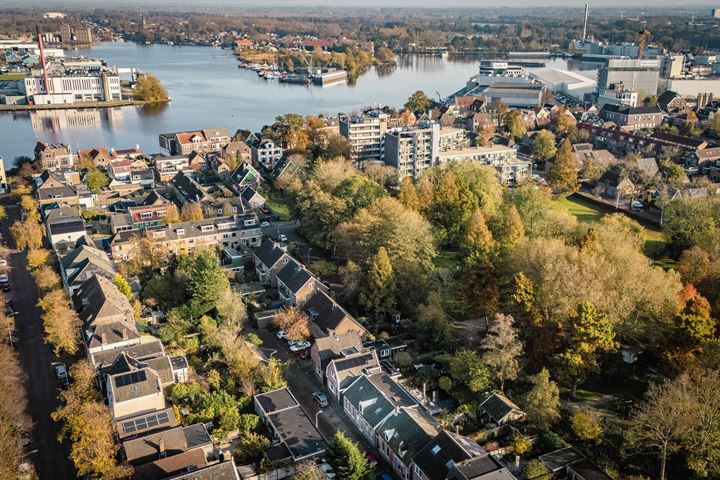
262, 221, 326, 264
1, 202, 75, 480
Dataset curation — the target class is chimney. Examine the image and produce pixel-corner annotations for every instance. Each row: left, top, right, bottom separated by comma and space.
158, 438, 166, 458
101, 332, 107, 344
36, 26, 51, 95
395, 404, 400, 415
582, 4, 589, 42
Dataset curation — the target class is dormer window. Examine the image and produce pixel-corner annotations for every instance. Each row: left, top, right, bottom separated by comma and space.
201, 225, 214, 232
176, 228, 185, 235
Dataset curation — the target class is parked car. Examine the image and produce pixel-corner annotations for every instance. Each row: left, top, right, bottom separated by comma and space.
631, 200, 644, 211
278, 234, 288, 242
298, 349, 311, 360
289, 340, 311, 352
0, 274, 9, 291
376, 472, 392, 480
0, 258, 7, 267
52, 362, 69, 389
260, 221, 270, 228
318, 463, 336, 478
312, 390, 329, 407
276, 330, 286, 340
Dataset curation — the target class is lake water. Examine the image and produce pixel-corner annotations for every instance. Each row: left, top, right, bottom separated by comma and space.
0, 42, 598, 166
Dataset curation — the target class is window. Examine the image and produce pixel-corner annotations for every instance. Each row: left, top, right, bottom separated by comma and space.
156, 210, 167, 217
201, 225, 214, 232
139, 212, 152, 219
414, 465, 422, 477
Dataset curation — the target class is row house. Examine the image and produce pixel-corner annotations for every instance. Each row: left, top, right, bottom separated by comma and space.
276, 259, 326, 308
304, 289, 368, 340
325, 349, 380, 401
45, 204, 86, 246
126, 190, 177, 229
253, 238, 292, 287
599, 104, 664, 131
243, 132, 284, 170
109, 214, 262, 261
59, 242, 116, 295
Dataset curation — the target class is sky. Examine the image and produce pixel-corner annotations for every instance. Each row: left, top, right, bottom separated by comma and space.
13, 0, 720, 8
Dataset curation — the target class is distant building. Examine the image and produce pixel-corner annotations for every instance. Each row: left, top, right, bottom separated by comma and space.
24, 63, 120, 105
713, 8, 720, 18
158, 128, 230, 156
597, 58, 661, 96
437, 145, 530, 186
34, 141, 75, 171
597, 83, 638, 108
339, 111, 389, 162
600, 104, 664, 131
484, 82, 546, 108
384, 122, 440, 180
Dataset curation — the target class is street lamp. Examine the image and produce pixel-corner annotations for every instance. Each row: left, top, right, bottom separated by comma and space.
307, 248, 312, 265
315, 410, 323, 429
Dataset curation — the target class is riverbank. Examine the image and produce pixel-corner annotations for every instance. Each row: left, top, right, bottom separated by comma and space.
0, 98, 170, 112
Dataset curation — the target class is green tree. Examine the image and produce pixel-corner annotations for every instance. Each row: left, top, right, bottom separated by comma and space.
134, 74, 168, 101
234, 432, 271, 464
334, 175, 387, 214
659, 159, 687, 188
531, 129, 557, 162
462, 208, 495, 264
404, 90, 432, 112
84, 168, 109, 192
216, 286, 247, 326
429, 170, 478, 246
360, 247, 396, 317
325, 432, 373, 480
504, 110, 527, 140
449, 349, 491, 393
186, 250, 230, 316
113, 273, 133, 300
571, 409, 603, 442
548, 139, 578, 193
553, 302, 618, 397
511, 435, 532, 470
523, 368, 560, 430
524, 460, 552, 479
480, 313, 522, 391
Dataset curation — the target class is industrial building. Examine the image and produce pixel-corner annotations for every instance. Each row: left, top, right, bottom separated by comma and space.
597, 58, 661, 96
597, 83, 639, 108
24, 66, 121, 104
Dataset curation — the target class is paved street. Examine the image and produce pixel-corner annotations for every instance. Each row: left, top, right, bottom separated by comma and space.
261, 220, 326, 264
1, 202, 75, 480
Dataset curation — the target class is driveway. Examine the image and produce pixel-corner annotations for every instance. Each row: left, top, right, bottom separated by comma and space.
1, 202, 75, 480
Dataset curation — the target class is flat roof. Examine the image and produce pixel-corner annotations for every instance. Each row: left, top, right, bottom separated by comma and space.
255, 387, 298, 414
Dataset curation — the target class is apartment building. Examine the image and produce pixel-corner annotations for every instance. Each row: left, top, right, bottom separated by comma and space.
437, 145, 531, 185
600, 104, 664, 131
158, 128, 230, 156
109, 214, 262, 261
384, 122, 440, 180
339, 111, 389, 162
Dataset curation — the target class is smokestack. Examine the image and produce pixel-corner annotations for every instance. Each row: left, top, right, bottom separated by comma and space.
158, 438, 166, 458
36, 26, 51, 95
582, 4, 589, 42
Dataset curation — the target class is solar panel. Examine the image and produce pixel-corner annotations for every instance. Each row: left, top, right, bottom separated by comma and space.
115, 370, 147, 387
120, 410, 171, 436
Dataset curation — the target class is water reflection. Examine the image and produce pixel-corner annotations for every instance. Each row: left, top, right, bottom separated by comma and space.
138, 102, 170, 117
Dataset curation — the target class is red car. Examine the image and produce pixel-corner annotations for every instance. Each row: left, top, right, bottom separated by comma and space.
298, 349, 311, 360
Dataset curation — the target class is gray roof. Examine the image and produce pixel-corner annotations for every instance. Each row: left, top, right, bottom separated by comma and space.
253, 238, 288, 270
168, 460, 239, 480
449, 455, 515, 480
368, 372, 417, 408
85, 321, 139, 350
90, 338, 165, 371
314, 331, 363, 369
414, 430, 484, 480
132, 448, 207, 480
539, 447, 586, 472
343, 376, 395, 428
37, 185, 77, 201
277, 260, 315, 294
378, 408, 439, 467
75, 275, 135, 327
305, 290, 363, 336
171, 171, 207, 202
267, 405, 326, 461
123, 425, 189, 465
183, 424, 212, 450
480, 393, 523, 424
330, 351, 380, 390
255, 387, 299, 415
109, 367, 161, 404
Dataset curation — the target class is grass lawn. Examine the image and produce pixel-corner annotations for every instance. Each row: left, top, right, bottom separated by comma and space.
0, 73, 26, 81
265, 190, 291, 221
435, 249, 461, 269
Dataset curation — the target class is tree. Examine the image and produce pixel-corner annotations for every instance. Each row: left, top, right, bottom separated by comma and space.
325, 432, 373, 480
462, 208, 495, 264
113, 273, 133, 300
480, 313, 522, 391
449, 349, 491, 393
531, 130, 557, 162
360, 247, 396, 317
274, 306, 310, 341
571, 409, 603, 442
37, 289, 80, 355
404, 90, 432, 112
216, 287, 247, 326
503, 205, 526, 247
255, 357, 287, 392
375, 47, 395, 63
523, 368, 560, 430
511, 435, 532, 470
0, 342, 31, 480
186, 250, 230, 315
553, 302, 618, 397
553, 108, 577, 135
10, 220, 43, 250
0, 205, 6, 221
134, 74, 168, 101
32, 265, 61, 293
334, 175, 387, 214
180, 203, 204, 221
548, 139, 578, 193
524, 460, 552, 479
84, 168, 109, 192
504, 110, 527, 139
234, 432, 271, 464
27, 248, 51, 270
394, 351, 412, 368
438, 376, 452, 392
658, 159, 687, 188
398, 178, 420, 211
295, 461, 324, 480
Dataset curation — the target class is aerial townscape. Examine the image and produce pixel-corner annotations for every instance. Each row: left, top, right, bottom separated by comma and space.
2, 1, 720, 480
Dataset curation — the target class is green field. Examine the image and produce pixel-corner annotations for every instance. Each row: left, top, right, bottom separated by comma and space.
264, 190, 291, 221
551, 194, 674, 268
0, 73, 26, 81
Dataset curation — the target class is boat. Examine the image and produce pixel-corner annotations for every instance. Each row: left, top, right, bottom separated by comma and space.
280, 73, 310, 84
264, 71, 282, 80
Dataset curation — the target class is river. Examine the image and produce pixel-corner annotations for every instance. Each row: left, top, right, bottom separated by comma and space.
0, 42, 598, 166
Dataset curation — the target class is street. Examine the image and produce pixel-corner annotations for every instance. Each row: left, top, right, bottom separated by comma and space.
261, 221, 326, 264
1, 202, 75, 480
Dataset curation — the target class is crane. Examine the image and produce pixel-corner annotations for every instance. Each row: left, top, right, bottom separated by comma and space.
637, 28, 651, 59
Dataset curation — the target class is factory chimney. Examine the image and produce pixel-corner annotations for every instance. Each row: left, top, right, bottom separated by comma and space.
35, 26, 51, 95
583, 4, 590, 41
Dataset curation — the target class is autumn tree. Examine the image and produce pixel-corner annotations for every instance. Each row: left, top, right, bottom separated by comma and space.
548, 139, 578, 193
0, 342, 30, 479
360, 247, 396, 318
10, 220, 44, 250
274, 306, 310, 341
134, 74, 168, 101
462, 208, 495, 264
325, 431, 373, 480
570, 409, 603, 442
553, 302, 618, 397
32, 265, 61, 293
27, 248, 51, 269
113, 273, 133, 300
84, 168, 109, 192
523, 368, 560, 430
531, 129, 557, 162
553, 108, 577, 135
216, 286, 247, 326
294, 461, 323, 480
180, 202, 204, 221
524, 460, 552, 480
504, 110, 527, 140
0, 205, 5, 221
398, 177, 420, 211
480, 313, 522, 391
37, 289, 80, 355
503, 204, 526, 247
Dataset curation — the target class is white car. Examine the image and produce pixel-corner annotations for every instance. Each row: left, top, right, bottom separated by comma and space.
289, 340, 311, 352
260, 221, 270, 228
631, 200, 644, 211
278, 234, 288, 242
276, 330, 286, 340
